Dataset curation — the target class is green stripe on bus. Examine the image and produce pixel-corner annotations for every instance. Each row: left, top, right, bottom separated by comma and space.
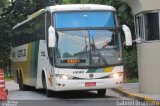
87, 69, 97, 73
30, 41, 39, 84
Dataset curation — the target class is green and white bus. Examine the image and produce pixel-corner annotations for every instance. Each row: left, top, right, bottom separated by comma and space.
11, 4, 132, 97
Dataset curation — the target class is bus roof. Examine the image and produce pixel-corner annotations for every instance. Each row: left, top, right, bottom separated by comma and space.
46, 4, 116, 12
13, 4, 116, 30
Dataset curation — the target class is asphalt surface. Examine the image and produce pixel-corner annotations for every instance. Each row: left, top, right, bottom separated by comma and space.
0, 81, 145, 106
6, 90, 135, 106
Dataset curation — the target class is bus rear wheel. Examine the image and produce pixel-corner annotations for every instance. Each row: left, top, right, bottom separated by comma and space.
42, 74, 52, 97
18, 71, 27, 91
97, 89, 106, 96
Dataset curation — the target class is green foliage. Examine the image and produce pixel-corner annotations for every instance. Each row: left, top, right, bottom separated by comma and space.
123, 46, 138, 78
0, 0, 10, 9
124, 78, 138, 83
0, 0, 11, 68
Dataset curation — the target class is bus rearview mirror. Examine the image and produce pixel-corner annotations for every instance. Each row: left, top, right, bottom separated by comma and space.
122, 25, 132, 46
48, 26, 56, 48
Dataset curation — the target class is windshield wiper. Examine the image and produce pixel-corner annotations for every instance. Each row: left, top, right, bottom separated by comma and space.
74, 32, 109, 67
74, 37, 88, 67
91, 36, 109, 66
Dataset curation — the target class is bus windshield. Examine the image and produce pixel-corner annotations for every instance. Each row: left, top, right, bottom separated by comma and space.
54, 11, 121, 68
54, 11, 116, 28
55, 30, 122, 68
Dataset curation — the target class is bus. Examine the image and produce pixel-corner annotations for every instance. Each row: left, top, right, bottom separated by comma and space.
11, 4, 132, 97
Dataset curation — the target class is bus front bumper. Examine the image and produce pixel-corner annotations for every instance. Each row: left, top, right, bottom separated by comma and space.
51, 77, 123, 91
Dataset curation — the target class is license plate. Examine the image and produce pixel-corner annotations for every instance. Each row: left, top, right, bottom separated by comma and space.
85, 82, 96, 87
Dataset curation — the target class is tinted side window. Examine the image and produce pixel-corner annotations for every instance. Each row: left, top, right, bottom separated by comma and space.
12, 13, 45, 47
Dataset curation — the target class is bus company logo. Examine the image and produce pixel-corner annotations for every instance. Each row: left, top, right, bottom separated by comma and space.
89, 74, 94, 79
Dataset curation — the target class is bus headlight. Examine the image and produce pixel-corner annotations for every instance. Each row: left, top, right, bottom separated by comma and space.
113, 73, 119, 78
56, 74, 73, 80
112, 72, 123, 78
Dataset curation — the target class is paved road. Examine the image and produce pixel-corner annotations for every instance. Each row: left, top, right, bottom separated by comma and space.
1, 81, 141, 106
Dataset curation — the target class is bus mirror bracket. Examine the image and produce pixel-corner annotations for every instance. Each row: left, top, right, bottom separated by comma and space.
48, 26, 56, 48
122, 24, 132, 46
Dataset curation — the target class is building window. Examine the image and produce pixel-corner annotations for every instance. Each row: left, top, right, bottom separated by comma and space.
136, 14, 145, 40
12, 13, 45, 47
145, 12, 159, 41
136, 11, 160, 42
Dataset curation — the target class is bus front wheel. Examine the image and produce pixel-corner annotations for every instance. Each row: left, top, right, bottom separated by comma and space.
97, 89, 106, 96
42, 73, 52, 97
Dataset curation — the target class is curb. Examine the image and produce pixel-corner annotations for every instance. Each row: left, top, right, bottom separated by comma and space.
112, 87, 160, 106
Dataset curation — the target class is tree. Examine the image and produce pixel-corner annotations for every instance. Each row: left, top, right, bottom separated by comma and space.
0, 0, 11, 68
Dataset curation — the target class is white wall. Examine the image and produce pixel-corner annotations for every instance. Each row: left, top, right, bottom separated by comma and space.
137, 42, 160, 94
125, 0, 160, 15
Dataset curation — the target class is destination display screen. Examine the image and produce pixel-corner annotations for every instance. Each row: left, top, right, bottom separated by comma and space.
61, 60, 86, 64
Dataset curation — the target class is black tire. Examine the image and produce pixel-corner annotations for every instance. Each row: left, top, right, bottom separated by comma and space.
16, 70, 20, 84
97, 89, 106, 96
46, 89, 53, 97
19, 71, 27, 91
42, 73, 52, 97
17, 71, 20, 83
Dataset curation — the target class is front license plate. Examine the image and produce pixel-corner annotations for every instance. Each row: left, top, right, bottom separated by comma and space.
85, 82, 96, 87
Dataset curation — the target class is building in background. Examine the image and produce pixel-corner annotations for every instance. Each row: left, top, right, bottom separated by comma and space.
125, 0, 160, 94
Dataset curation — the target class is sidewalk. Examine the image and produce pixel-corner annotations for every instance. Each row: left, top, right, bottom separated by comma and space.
5, 80, 19, 91
113, 83, 160, 105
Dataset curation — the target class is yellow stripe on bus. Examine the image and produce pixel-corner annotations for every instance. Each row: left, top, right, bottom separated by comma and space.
103, 67, 113, 72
